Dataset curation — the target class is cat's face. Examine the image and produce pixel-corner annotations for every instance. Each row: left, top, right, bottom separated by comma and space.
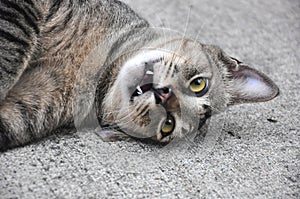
102, 39, 279, 142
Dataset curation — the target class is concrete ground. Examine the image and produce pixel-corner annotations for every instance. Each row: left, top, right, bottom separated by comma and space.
0, 0, 299, 198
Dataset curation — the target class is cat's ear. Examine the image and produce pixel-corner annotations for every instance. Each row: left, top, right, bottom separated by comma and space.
226, 60, 279, 105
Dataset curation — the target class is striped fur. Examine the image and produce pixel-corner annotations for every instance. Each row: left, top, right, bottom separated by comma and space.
0, 0, 279, 151
0, 0, 40, 101
0, 0, 152, 150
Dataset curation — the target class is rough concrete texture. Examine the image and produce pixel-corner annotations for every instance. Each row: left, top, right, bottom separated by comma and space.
0, 0, 299, 198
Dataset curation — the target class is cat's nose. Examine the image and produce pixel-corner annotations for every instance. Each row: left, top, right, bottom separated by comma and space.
154, 87, 172, 105
154, 87, 180, 112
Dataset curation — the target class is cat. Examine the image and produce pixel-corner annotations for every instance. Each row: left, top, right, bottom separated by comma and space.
0, 0, 279, 151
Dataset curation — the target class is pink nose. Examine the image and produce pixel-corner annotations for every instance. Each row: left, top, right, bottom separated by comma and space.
159, 92, 172, 104
154, 87, 172, 105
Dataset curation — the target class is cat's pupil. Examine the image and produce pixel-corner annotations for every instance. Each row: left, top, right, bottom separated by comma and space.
165, 119, 172, 125
189, 78, 208, 97
161, 115, 175, 135
195, 79, 202, 85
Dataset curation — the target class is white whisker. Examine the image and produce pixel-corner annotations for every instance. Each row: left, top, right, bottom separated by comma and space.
155, 14, 168, 46
176, 5, 192, 52
193, 13, 217, 43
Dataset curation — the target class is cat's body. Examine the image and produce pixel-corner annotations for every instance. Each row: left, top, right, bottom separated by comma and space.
0, 0, 279, 151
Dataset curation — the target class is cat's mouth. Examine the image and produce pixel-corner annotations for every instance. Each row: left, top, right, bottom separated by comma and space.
130, 82, 173, 105
122, 56, 187, 142
129, 69, 175, 106
130, 83, 153, 101
128, 69, 181, 142
129, 69, 153, 100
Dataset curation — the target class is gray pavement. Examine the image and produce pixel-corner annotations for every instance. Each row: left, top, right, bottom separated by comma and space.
0, 0, 299, 198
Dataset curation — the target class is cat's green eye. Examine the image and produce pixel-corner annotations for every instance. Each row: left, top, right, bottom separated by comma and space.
161, 115, 175, 135
189, 78, 209, 96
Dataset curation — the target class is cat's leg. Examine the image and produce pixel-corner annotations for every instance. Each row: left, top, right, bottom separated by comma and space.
0, 0, 41, 102
0, 68, 72, 151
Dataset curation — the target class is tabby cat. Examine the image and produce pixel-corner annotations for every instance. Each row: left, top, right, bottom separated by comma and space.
0, 0, 279, 151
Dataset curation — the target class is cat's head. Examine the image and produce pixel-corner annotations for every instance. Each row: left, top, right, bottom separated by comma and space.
102, 39, 279, 142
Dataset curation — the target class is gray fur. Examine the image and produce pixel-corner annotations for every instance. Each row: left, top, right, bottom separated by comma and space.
0, 0, 279, 151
